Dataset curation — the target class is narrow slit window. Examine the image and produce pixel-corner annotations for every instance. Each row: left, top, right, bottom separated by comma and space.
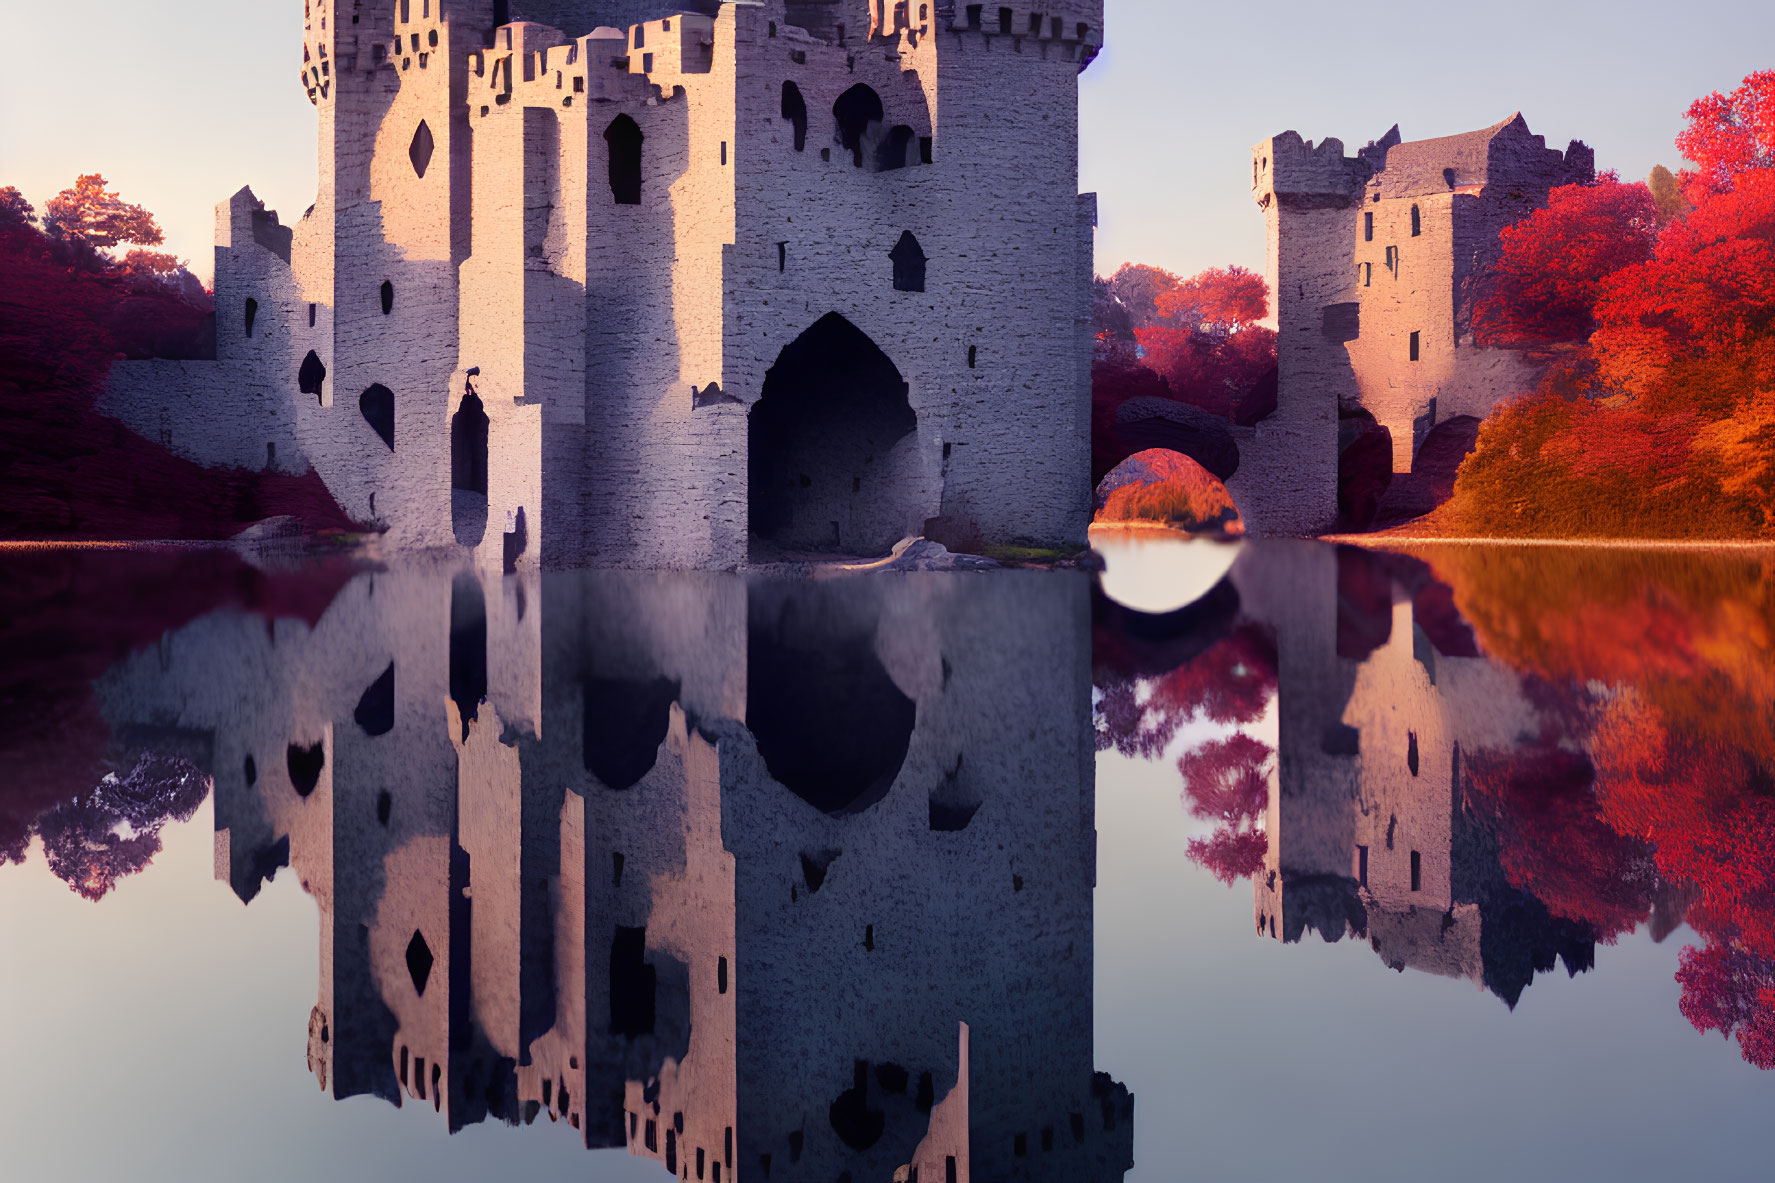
1410, 850, 1422, 892
781, 81, 808, 151
244, 297, 259, 338
1357, 845, 1369, 886
1410, 204, 1422, 236
380, 280, 394, 315
777, 242, 787, 272
605, 114, 644, 204
1364, 211, 1374, 242
1409, 330, 1421, 362
308, 302, 317, 327
1386, 245, 1398, 273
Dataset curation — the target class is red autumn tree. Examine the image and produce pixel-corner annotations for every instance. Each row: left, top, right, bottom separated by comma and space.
1676, 69, 1775, 198
1154, 265, 1269, 334
1, 175, 357, 540
1130, 264, 1278, 422
1473, 176, 1659, 348
43, 173, 165, 253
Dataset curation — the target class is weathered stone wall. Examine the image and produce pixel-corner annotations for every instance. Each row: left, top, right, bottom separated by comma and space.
1229, 135, 1354, 537
1259, 115, 1588, 497
100, 0, 1101, 565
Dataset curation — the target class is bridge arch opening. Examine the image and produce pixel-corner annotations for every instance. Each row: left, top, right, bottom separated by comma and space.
748, 313, 920, 558
1093, 448, 1244, 537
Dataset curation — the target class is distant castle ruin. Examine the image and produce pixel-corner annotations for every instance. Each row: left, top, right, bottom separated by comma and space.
1226, 115, 1593, 535
104, 2, 1103, 566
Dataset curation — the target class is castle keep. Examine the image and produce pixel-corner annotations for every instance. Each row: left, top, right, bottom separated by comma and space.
1232, 115, 1592, 535
105, 1, 1103, 566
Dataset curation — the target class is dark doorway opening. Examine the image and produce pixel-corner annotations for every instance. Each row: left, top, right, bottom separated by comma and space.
890, 231, 927, 292
877, 124, 916, 171
452, 391, 489, 546
833, 84, 884, 167
747, 313, 918, 557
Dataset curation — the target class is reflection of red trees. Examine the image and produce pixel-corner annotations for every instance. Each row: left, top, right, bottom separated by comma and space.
1592, 700, 1775, 965
1428, 546, 1775, 1068
1096, 615, 1277, 885
1464, 743, 1656, 942
0, 549, 358, 886
1677, 945, 1775, 1070
1179, 734, 1271, 884
35, 754, 210, 900
1442, 73, 1775, 539
1095, 623, 1277, 760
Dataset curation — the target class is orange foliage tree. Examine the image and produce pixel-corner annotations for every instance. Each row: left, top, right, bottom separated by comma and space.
1444, 70, 1775, 539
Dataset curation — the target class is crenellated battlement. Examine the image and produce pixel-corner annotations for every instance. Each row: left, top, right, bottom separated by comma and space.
467, 22, 675, 118
1252, 131, 1370, 208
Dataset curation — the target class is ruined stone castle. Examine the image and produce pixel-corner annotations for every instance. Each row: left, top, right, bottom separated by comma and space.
104, 1, 1103, 567
1226, 115, 1593, 535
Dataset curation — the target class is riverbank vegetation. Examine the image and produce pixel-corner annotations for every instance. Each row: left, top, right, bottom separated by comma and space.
1439, 70, 1775, 539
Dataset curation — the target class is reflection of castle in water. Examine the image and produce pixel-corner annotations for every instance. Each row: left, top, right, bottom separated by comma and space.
96, 564, 1132, 1182
1233, 545, 1596, 1006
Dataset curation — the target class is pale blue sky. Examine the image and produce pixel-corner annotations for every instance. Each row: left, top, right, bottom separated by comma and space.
4, 1, 1772, 283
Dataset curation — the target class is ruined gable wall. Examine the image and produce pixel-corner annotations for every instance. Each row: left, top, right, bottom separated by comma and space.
101, 190, 309, 478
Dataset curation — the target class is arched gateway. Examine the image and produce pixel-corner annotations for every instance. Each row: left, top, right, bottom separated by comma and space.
748, 314, 921, 558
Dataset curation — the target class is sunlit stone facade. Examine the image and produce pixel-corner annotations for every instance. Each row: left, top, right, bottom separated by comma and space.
1238, 116, 1593, 534
103, 1, 1104, 567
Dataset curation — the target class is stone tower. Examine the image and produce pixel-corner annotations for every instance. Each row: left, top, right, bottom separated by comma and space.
104, 1, 1106, 568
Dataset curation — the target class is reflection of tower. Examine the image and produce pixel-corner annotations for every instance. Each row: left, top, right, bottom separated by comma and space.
95, 562, 1132, 1180
1241, 546, 1596, 1005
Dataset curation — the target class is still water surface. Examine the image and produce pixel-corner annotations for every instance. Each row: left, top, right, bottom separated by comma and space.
1, 538, 1770, 1181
